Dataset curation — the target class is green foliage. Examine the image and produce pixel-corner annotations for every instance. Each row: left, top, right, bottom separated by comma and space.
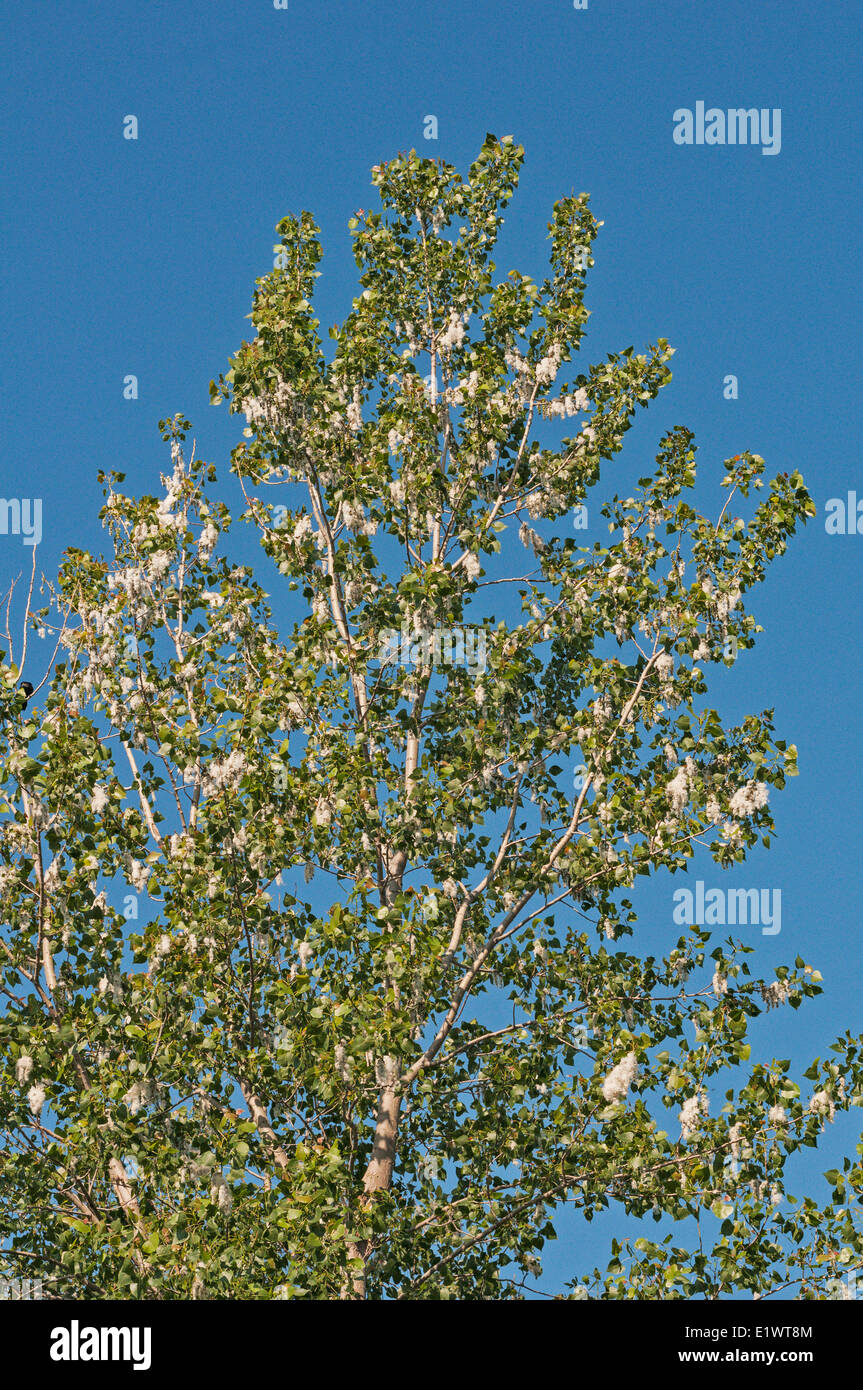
0, 139, 857, 1301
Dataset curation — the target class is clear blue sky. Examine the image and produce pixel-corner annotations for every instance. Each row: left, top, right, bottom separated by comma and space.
2, 0, 861, 1295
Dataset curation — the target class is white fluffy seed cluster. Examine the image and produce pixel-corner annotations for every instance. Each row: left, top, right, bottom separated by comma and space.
374, 1055, 399, 1088
760, 980, 791, 1011
338, 499, 377, 536
728, 780, 769, 818
334, 1043, 352, 1084
679, 1091, 709, 1140
439, 311, 466, 351
127, 857, 151, 893
210, 1175, 233, 1213
666, 757, 696, 815
534, 342, 563, 386
28, 1083, 46, 1116
544, 386, 590, 419
601, 1051, 638, 1104
809, 1090, 836, 1123
122, 1080, 157, 1114
241, 379, 297, 434
519, 521, 546, 557
202, 749, 247, 798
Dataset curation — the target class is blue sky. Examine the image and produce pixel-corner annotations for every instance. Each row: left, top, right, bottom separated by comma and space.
2, 0, 861, 1295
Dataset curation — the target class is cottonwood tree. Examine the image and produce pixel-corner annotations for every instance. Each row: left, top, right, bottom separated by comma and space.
1, 137, 862, 1301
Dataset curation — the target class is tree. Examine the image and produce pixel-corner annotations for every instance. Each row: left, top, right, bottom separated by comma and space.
1, 135, 861, 1302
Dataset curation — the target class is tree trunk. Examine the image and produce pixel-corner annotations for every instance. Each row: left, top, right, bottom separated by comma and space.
343, 1075, 401, 1298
